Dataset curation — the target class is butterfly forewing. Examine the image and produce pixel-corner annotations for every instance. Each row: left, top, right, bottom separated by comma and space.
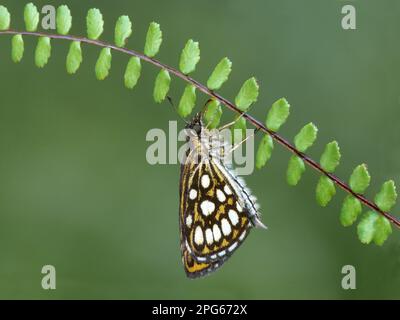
179, 114, 265, 278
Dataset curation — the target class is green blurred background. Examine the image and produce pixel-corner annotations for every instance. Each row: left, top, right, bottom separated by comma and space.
0, 0, 399, 299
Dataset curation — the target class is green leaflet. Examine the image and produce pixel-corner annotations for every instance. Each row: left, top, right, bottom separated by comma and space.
115, 15, 132, 47
66, 41, 82, 74
231, 117, 247, 145
35, 37, 51, 68
256, 134, 274, 169
287, 155, 305, 186
11, 34, 24, 63
340, 195, 362, 227
207, 57, 232, 91
356, 182, 395, 245
24, 3, 39, 32
316, 176, 336, 207
144, 22, 162, 57
375, 180, 397, 212
124, 57, 141, 89
95, 47, 112, 80
0, 5, 10, 30
357, 211, 392, 245
373, 215, 392, 246
357, 211, 379, 244
234, 77, 259, 112
153, 69, 171, 103
266, 98, 290, 132
87, 8, 104, 40
179, 39, 200, 74
178, 85, 196, 118
349, 164, 370, 194
204, 99, 222, 129
56, 5, 72, 35
320, 141, 341, 173
294, 123, 318, 153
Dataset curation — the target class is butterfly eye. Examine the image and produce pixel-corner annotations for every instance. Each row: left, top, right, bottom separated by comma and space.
192, 124, 202, 134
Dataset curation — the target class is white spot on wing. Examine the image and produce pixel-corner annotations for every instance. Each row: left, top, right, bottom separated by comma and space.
186, 214, 193, 228
224, 185, 232, 195
189, 189, 197, 200
205, 228, 214, 245
236, 202, 243, 212
216, 189, 226, 202
228, 242, 238, 252
201, 174, 210, 188
200, 200, 215, 216
221, 218, 232, 236
239, 230, 247, 241
213, 224, 221, 242
228, 209, 239, 226
185, 240, 192, 253
194, 226, 204, 245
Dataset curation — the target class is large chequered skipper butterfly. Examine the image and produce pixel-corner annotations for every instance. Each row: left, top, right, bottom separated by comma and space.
179, 112, 267, 278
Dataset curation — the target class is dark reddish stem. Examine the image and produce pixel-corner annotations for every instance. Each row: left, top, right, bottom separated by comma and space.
1, 29, 399, 228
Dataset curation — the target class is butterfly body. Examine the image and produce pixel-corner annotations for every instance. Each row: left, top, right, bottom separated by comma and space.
179, 113, 266, 278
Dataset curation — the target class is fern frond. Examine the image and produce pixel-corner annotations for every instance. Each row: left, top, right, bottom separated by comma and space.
0, 3, 399, 247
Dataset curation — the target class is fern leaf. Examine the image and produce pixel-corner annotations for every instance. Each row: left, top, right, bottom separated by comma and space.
66, 41, 82, 74
294, 123, 318, 153
24, 3, 39, 32
231, 117, 247, 144
153, 69, 171, 103
144, 22, 162, 58
35, 37, 51, 68
320, 141, 341, 173
87, 8, 104, 40
340, 195, 362, 227
0, 5, 10, 30
115, 15, 132, 47
124, 57, 141, 89
56, 5, 72, 35
204, 99, 222, 129
179, 39, 200, 75
256, 134, 274, 169
266, 98, 290, 132
349, 164, 370, 194
316, 176, 336, 207
375, 180, 397, 212
235, 77, 259, 112
287, 155, 305, 186
178, 85, 197, 117
373, 215, 392, 246
11, 34, 24, 63
207, 57, 232, 91
95, 47, 112, 80
357, 211, 379, 244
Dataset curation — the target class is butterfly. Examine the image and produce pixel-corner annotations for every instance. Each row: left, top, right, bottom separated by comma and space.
179, 112, 267, 278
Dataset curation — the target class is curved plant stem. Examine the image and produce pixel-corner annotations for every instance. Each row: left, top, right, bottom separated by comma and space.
1, 29, 399, 228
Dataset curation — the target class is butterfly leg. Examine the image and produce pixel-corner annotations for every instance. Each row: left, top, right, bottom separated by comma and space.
218, 112, 245, 131
229, 127, 261, 154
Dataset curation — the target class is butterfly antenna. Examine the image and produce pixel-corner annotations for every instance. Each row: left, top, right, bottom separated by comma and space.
167, 96, 189, 125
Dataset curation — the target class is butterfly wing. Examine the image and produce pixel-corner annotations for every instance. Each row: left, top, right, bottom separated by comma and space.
179, 118, 266, 278
179, 155, 264, 278
179, 152, 229, 278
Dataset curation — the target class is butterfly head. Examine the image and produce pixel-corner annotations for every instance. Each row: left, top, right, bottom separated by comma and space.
185, 112, 204, 135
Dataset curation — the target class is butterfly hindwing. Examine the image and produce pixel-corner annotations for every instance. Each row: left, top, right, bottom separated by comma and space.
179, 113, 266, 278
187, 161, 252, 261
